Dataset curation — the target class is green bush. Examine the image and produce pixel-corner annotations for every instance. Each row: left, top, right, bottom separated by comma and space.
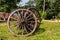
41, 12, 47, 19
56, 13, 60, 19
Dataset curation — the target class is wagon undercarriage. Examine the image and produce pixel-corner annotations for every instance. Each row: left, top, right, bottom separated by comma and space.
7, 8, 41, 37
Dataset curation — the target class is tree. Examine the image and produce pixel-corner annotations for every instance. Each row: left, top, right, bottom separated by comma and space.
43, 0, 45, 15
35, 0, 51, 19
0, 0, 21, 13
35, 0, 60, 19
54, 0, 60, 12
47, 0, 60, 19
35, 0, 43, 10
35, 0, 51, 11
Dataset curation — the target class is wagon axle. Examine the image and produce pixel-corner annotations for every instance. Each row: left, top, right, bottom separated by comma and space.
20, 19, 25, 23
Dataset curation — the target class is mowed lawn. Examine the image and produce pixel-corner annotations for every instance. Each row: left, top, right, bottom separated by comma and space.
0, 21, 60, 40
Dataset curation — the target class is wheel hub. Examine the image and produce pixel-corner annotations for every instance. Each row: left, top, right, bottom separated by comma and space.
20, 19, 25, 23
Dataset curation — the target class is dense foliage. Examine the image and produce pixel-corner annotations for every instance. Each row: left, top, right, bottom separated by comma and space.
34, 0, 60, 19
0, 0, 60, 19
0, 0, 21, 13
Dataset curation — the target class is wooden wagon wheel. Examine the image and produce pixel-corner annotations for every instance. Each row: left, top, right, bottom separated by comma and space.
7, 9, 37, 37
28, 7, 41, 23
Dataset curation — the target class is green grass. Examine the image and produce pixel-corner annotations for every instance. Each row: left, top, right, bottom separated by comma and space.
0, 21, 60, 40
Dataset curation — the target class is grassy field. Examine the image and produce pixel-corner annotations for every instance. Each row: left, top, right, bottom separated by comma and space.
0, 21, 60, 40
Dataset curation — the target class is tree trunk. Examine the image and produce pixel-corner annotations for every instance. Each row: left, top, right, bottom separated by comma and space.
43, 0, 45, 14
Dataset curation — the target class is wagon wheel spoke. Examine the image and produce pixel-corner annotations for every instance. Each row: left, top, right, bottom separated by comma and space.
10, 17, 17, 20
7, 9, 37, 37
17, 11, 21, 20
28, 24, 34, 27
10, 21, 18, 27
14, 23, 18, 28
28, 21, 35, 23
28, 24, 34, 29
24, 25, 28, 33
10, 13, 20, 27
21, 10, 24, 18
24, 12, 28, 18
14, 23, 21, 30
27, 17, 34, 20
26, 13, 32, 18
22, 25, 24, 35
26, 26, 32, 32
17, 25, 23, 35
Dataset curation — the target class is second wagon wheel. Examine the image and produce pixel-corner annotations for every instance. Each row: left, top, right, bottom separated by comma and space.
7, 9, 37, 37
28, 7, 41, 23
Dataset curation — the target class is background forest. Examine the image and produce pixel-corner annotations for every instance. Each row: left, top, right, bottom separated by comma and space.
0, 0, 60, 20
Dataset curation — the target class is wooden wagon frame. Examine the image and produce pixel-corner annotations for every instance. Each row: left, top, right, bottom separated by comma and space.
7, 7, 41, 37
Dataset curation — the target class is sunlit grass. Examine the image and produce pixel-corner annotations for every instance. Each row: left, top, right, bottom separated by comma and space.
0, 21, 60, 40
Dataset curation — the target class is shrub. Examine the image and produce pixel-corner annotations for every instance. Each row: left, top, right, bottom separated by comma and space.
41, 11, 47, 19
56, 13, 60, 19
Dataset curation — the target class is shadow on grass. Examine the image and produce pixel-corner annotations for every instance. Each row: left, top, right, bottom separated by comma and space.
33, 28, 45, 35
0, 36, 7, 40
32, 22, 45, 35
